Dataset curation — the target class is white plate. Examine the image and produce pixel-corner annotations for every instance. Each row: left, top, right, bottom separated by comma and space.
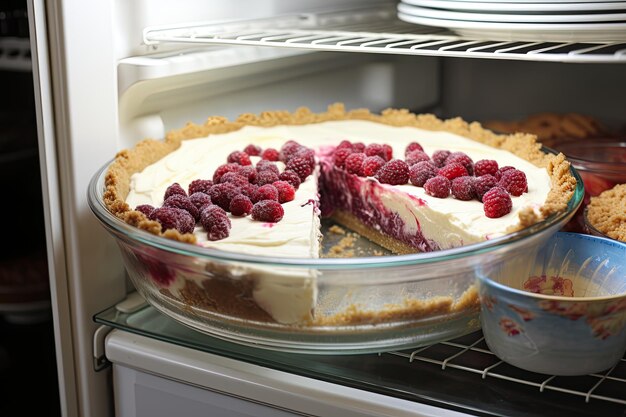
398, 3, 626, 22
398, 11, 626, 41
401, 0, 626, 12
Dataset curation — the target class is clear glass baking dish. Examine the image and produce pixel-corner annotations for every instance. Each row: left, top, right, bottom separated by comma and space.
88, 157, 584, 354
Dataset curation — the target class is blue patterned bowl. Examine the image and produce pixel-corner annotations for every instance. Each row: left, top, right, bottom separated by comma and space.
477, 232, 626, 376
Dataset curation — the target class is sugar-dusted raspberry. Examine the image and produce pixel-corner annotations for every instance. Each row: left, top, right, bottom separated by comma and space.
432, 150, 451, 168
336, 140, 354, 150
240, 183, 259, 200
188, 179, 213, 195
286, 156, 313, 181
405, 142, 424, 156
150, 207, 195, 234
135, 204, 155, 217
438, 162, 469, 181
496, 165, 516, 181
352, 142, 366, 153
251, 200, 284, 222
261, 148, 279, 161
333, 147, 353, 168
189, 192, 212, 211
200, 205, 231, 240
219, 172, 249, 188
451, 176, 475, 201
483, 186, 512, 218
272, 180, 296, 203
243, 144, 262, 157
229, 194, 254, 216
237, 165, 257, 183
294, 147, 316, 169
279, 170, 301, 190
375, 159, 410, 185
345, 152, 366, 175
409, 161, 438, 187
381, 144, 393, 161
445, 152, 474, 175
473, 174, 498, 202
164, 182, 186, 200
227, 151, 251, 166
256, 159, 280, 175
213, 163, 240, 183
499, 169, 528, 196
405, 150, 430, 167
163, 194, 200, 221
474, 159, 499, 177
364, 143, 385, 159
279, 140, 303, 163
208, 182, 240, 211
424, 176, 451, 198
255, 169, 280, 186
361, 155, 385, 177
254, 184, 279, 202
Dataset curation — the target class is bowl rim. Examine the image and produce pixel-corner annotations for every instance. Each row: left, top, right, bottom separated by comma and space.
87, 152, 584, 270
548, 141, 626, 171
477, 231, 626, 302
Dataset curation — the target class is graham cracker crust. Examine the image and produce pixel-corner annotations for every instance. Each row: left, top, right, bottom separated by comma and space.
586, 184, 626, 242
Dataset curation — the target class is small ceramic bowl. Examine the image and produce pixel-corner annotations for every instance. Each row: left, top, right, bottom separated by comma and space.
477, 232, 626, 376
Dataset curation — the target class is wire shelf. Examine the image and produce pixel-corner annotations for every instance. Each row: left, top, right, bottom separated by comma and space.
143, 6, 626, 64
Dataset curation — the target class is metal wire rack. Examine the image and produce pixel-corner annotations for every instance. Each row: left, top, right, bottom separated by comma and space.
385, 330, 626, 406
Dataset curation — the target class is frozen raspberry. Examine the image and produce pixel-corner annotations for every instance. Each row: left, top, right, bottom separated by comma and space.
375, 159, 410, 185
163, 194, 200, 221
227, 151, 251, 166
255, 169, 280, 186
483, 186, 512, 218
451, 176, 475, 201
345, 152, 366, 175
251, 200, 284, 222
272, 180, 296, 203
208, 182, 240, 211
474, 159, 499, 177
240, 183, 259, 200
473, 174, 498, 202
333, 147, 353, 168
254, 184, 279, 202
499, 169, 528, 196
219, 172, 249, 188
445, 152, 474, 175
286, 156, 313, 181
432, 150, 451, 168
150, 207, 195, 234
279, 140, 303, 163
164, 183, 186, 200
381, 144, 393, 161
424, 176, 451, 198
229, 194, 254, 216
213, 163, 240, 183
336, 140, 354, 150
352, 142, 366, 153
364, 143, 385, 159
361, 155, 385, 177
200, 205, 231, 240
135, 204, 155, 217
237, 165, 258, 183
261, 148, 279, 161
279, 170, 301, 190
438, 162, 469, 180
243, 144, 262, 157
405, 150, 430, 167
405, 142, 424, 156
294, 147, 316, 169
188, 179, 213, 195
409, 161, 438, 187
496, 165, 516, 181
138, 254, 175, 287
256, 160, 280, 175
189, 192, 212, 211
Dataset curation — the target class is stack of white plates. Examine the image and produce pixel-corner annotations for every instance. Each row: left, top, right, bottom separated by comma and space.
397, 0, 626, 42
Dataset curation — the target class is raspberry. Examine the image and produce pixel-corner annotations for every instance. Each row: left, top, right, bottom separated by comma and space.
474, 159, 499, 177
163, 194, 200, 221
135, 204, 155, 217
272, 180, 296, 203
405, 150, 430, 167
251, 200, 284, 222
496, 165, 516, 181
261, 148, 279, 161
213, 163, 240, 183
150, 207, 195, 234
237, 165, 257, 183
364, 143, 385, 159
381, 144, 393, 161
286, 156, 313, 181
333, 147, 353, 168
451, 176, 475, 201
255, 169, 279, 186
438, 162, 469, 180
200, 205, 231, 240
208, 183, 240, 211
473, 174, 498, 202
445, 152, 474, 175
294, 147, 316, 170
189, 192, 212, 211
256, 160, 280, 175
279, 140, 303, 163
240, 183, 259, 200
188, 179, 213, 195
336, 140, 354, 150
279, 170, 301, 190
345, 152, 366, 175
409, 161, 438, 187
432, 150, 451, 168
483, 186, 513, 218
164, 183, 186, 200
254, 184, 279, 202
243, 144, 262, 156
361, 155, 385, 177
219, 172, 249, 188
405, 142, 424, 156
375, 159, 410, 185
227, 151, 251, 166
424, 176, 451, 198
499, 169, 528, 196
229, 194, 254, 216
352, 142, 366, 153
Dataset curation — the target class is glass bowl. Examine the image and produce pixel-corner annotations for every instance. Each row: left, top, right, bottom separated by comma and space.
88, 158, 584, 354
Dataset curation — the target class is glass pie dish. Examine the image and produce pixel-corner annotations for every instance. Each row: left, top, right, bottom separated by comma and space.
88, 156, 584, 354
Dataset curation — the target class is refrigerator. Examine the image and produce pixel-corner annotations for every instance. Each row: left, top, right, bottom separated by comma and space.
24, 0, 626, 416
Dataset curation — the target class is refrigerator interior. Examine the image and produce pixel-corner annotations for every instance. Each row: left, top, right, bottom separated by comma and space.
26, 0, 626, 416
